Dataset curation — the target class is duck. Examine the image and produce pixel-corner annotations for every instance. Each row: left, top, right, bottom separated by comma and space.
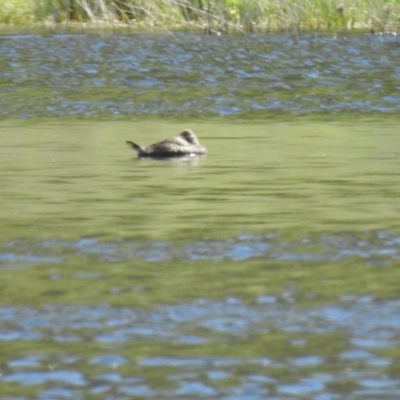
126, 129, 207, 158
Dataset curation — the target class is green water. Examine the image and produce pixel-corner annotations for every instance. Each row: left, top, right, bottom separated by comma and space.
2, 119, 400, 308
2, 120, 400, 398
2, 31, 400, 398
3, 119, 400, 244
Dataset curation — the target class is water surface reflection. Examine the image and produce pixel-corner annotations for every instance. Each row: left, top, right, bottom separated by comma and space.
1, 49, 400, 396
1, 297, 400, 398
2, 230, 400, 266
1, 33, 400, 118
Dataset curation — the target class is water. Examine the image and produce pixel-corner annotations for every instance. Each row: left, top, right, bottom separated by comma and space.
1, 33, 400, 118
1, 32, 400, 399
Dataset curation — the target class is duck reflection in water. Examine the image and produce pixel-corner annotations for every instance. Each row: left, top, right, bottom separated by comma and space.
126, 129, 207, 158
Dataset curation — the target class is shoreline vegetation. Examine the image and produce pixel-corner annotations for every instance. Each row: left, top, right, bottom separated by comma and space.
0, 0, 400, 35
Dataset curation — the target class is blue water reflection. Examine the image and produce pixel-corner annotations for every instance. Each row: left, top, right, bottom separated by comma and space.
1, 296, 400, 398
1, 297, 399, 345
2, 34, 400, 118
2, 231, 400, 266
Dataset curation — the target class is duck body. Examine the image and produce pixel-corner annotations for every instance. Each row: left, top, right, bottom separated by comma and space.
126, 129, 207, 158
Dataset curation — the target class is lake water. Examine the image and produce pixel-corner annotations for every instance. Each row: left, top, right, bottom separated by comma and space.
1, 32, 400, 399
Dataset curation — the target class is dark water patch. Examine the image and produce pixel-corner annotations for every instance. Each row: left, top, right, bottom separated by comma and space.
1, 33, 400, 118
2, 231, 400, 266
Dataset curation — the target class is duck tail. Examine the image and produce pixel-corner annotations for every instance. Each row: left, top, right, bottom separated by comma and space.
126, 141, 147, 155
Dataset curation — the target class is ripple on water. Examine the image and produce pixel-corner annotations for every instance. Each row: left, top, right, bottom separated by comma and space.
2, 296, 400, 398
1, 33, 400, 118
0, 296, 399, 347
0, 297, 399, 343
3, 370, 86, 386
2, 231, 400, 266
278, 378, 325, 395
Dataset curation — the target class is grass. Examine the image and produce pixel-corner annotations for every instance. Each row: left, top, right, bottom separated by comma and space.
0, 0, 400, 34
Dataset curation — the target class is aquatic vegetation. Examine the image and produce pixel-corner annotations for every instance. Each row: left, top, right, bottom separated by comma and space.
1, 0, 400, 33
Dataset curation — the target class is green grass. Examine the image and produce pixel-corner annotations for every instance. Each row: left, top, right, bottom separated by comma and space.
1, 0, 400, 33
